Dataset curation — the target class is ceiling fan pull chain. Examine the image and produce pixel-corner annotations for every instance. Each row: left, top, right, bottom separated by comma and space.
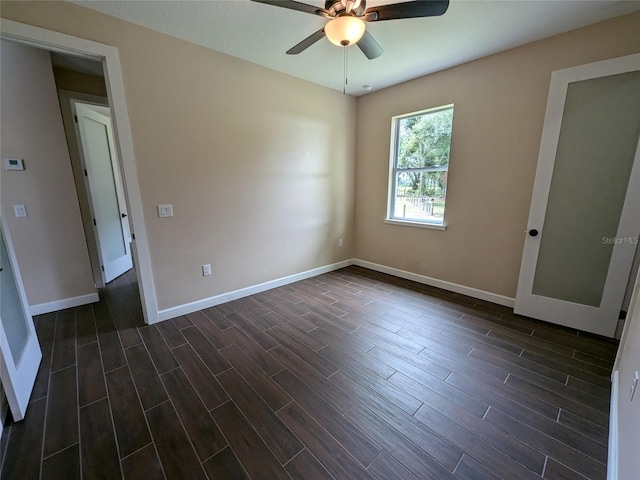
343, 45, 347, 95
342, 45, 351, 95
346, 45, 349, 88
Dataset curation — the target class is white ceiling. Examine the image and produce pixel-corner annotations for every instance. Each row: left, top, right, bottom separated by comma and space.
73, 0, 640, 96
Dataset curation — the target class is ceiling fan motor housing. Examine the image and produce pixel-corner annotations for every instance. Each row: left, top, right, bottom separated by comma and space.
326, 0, 367, 17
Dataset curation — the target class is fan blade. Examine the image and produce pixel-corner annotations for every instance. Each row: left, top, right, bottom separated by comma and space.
287, 28, 326, 55
364, 0, 449, 21
251, 0, 327, 16
357, 31, 383, 59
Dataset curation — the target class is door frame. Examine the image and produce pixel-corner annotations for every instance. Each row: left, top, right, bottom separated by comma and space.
0, 19, 159, 324
58, 90, 111, 289
515, 53, 640, 337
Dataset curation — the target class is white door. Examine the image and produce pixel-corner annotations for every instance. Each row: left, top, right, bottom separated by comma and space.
515, 54, 640, 338
0, 217, 42, 421
74, 103, 132, 283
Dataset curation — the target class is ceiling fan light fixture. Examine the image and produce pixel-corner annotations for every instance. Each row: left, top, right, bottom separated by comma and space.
324, 15, 366, 47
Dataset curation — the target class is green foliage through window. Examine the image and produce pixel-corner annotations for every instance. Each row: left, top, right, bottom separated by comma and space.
388, 105, 453, 225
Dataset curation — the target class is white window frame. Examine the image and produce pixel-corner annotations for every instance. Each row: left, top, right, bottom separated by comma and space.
385, 104, 454, 230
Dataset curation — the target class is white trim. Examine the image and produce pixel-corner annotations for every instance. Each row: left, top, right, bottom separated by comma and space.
607, 370, 619, 480
353, 259, 515, 307
613, 268, 640, 373
383, 219, 446, 230
157, 257, 516, 322
1, 19, 159, 324
30, 293, 100, 316
156, 260, 354, 322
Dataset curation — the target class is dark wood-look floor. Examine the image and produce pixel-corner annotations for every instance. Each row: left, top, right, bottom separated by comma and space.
1, 266, 617, 480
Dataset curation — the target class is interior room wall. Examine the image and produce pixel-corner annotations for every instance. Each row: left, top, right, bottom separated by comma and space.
0, 1, 356, 312
0, 39, 97, 308
52, 67, 107, 97
354, 11, 640, 300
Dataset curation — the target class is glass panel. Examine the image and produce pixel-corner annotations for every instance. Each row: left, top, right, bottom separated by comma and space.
1, 228, 29, 364
397, 108, 452, 169
533, 71, 640, 306
84, 117, 126, 262
393, 171, 447, 223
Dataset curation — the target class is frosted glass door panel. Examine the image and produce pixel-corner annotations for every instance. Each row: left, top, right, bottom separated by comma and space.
532, 71, 640, 306
0, 220, 42, 421
1, 228, 29, 363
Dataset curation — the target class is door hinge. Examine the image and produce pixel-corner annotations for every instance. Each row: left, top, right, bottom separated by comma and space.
132, 233, 136, 240
620, 310, 627, 320
74, 115, 78, 123
84, 169, 88, 177
93, 218, 97, 226
101, 265, 104, 272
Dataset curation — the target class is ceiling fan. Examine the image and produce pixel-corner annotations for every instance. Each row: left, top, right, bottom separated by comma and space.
252, 0, 450, 59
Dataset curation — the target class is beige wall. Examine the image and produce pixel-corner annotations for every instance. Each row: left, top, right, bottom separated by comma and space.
354, 11, 640, 299
0, 39, 96, 306
52, 67, 108, 97
0, 1, 356, 311
2, 2, 635, 308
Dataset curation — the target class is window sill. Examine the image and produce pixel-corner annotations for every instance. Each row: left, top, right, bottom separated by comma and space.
384, 219, 446, 230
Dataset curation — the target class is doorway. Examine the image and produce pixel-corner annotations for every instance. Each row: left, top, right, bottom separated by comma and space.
0, 19, 158, 325
57, 85, 134, 288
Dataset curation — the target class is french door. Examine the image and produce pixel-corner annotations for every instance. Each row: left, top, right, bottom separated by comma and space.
515, 54, 640, 338
0, 217, 42, 421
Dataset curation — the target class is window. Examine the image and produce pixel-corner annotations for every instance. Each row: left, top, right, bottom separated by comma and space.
387, 105, 454, 228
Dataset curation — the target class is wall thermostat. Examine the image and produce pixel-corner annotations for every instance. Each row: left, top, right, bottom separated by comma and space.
4, 158, 25, 171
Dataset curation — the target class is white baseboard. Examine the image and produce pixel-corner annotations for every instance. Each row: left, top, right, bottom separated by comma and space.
352, 259, 516, 308
607, 370, 619, 480
156, 259, 354, 323
30, 292, 100, 316
156, 258, 516, 323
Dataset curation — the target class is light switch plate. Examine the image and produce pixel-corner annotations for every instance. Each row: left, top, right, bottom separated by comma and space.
13, 205, 27, 218
4, 158, 24, 171
158, 204, 173, 218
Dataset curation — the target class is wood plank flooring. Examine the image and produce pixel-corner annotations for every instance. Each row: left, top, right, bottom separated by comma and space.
0, 266, 616, 480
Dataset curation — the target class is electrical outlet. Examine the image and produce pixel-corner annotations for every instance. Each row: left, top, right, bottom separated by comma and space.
338, 238, 343, 247
202, 264, 212, 276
